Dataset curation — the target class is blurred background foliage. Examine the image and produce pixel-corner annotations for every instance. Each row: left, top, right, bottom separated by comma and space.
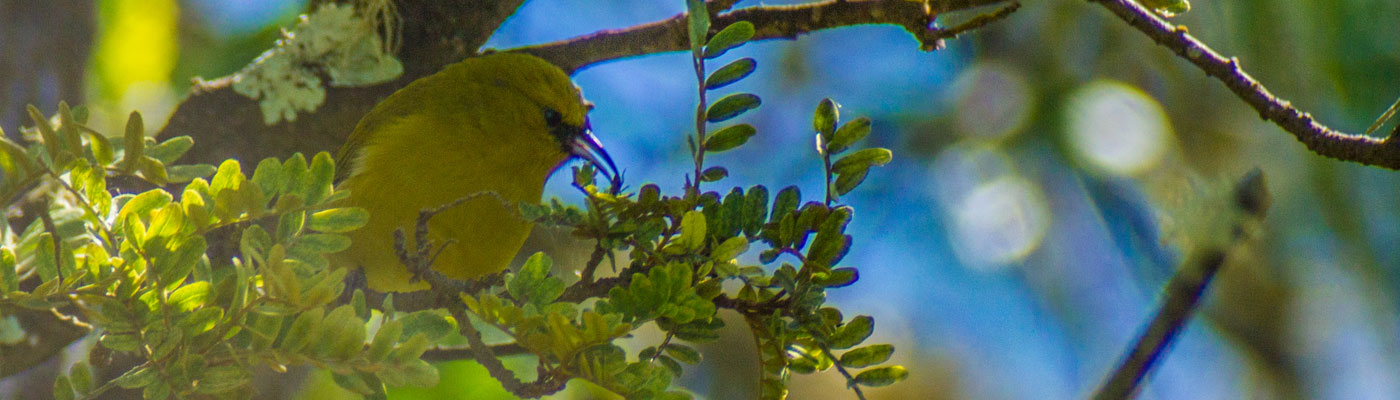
4, 0, 1400, 399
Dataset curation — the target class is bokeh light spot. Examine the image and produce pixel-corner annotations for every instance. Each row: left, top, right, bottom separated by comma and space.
950, 62, 1034, 140
95, 0, 179, 98
1064, 80, 1172, 175
951, 176, 1050, 270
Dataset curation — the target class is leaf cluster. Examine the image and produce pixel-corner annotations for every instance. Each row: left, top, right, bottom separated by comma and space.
4, 8, 904, 399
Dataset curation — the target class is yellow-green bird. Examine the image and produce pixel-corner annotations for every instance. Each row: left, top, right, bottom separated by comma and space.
332, 52, 618, 292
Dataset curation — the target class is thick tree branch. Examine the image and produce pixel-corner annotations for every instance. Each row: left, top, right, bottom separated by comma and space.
519, 0, 1012, 74
0, 308, 89, 378
161, 0, 529, 168
1087, 0, 1400, 170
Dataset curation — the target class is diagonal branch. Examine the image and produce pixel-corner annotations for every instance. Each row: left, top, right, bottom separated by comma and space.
1093, 170, 1270, 400
1087, 0, 1400, 170
518, 0, 1013, 74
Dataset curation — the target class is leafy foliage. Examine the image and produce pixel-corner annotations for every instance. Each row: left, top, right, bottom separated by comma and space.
3, 4, 902, 400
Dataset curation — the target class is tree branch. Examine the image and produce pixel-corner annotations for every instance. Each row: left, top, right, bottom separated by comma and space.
1093, 170, 1270, 400
1087, 0, 1400, 170
518, 0, 1012, 74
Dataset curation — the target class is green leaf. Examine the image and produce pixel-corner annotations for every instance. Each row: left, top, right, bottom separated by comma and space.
832, 148, 893, 173
705, 93, 761, 123
398, 310, 455, 342
656, 354, 684, 378
704, 21, 755, 59
146, 136, 194, 164
100, 333, 141, 353
853, 365, 908, 387
679, 211, 707, 251
181, 307, 223, 333
664, 344, 702, 364
196, 365, 251, 394
159, 236, 206, 287
392, 333, 432, 363
68, 361, 93, 394
742, 185, 769, 237
833, 166, 869, 196
57, 103, 84, 162
400, 359, 441, 388
0, 136, 37, 177
114, 365, 158, 389
143, 382, 171, 400
208, 159, 243, 194
771, 186, 800, 223
321, 305, 367, 360
1, 249, 17, 293
705, 58, 756, 90
167, 281, 211, 312
53, 374, 75, 400
828, 315, 874, 349
279, 307, 324, 352
307, 207, 368, 233
295, 233, 352, 254
138, 155, 168, 187
807, 207, 851, 267
367, 319, 403, 362
700, 166, 728, 182
251, 157, 286, 197
711, 236, 748, 261
275, 211, 306, 244
167, 164, 217, 183
828, 117, 872, 154
839, 344, 894, 368
117, 190, 172, 227
304, 152, 335, 205
121, 111, 144, 172
28, 105, 61, 161
686, 0, 710, 59
507, 252, 565, 308
82, 128, 115, 166
814, 98, 838, 140
332, 371, 377, 395
704, 124, 756, 152
71, 105, 89, 124
815, 267, 859, 288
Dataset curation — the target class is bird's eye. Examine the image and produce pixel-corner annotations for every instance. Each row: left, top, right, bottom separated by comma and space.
543, 109, 563, 126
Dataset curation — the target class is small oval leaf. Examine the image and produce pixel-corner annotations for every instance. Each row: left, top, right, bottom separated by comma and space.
828, 117, 872, 154
704, 21, 755, 59
853, 365, 908, 387
122, 111, 145, 172
813, 98, 838, 139
705, 58, 757, 90
704, 124, 756, 152
832, 148, 893, 173
706, 93, 761, 123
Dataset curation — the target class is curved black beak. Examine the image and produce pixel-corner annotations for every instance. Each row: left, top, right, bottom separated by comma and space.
569, 122, 621, 188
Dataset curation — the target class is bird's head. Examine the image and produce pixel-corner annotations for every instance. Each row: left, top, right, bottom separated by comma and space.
478, 53, 620, 188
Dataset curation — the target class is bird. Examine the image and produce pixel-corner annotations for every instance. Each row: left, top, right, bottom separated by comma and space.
331, 52, 618, 292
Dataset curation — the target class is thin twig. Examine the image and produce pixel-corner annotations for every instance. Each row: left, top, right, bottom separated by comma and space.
819, 343, 867, 400
928, 1, 1022, 46
1092, 249, 1228, 400
445, 305, 568, 397
1088, 0, 1400, 170
420, 343, 529, 362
